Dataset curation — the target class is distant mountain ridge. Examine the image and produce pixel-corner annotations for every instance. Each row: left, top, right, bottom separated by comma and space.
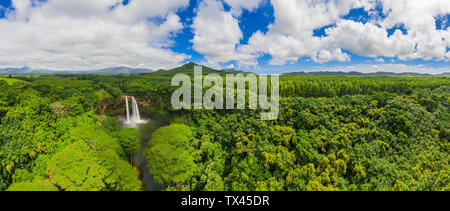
0, 63, 242, 75
1, 63, 449, 76
0, 66, 153, 75
283, 71, 450, 76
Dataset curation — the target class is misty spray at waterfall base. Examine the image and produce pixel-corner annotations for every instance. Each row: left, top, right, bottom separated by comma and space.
124, 96, 147, 126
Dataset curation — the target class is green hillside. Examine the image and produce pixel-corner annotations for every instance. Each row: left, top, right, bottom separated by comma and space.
149, 62, 239, 77
0, 77, 27, 85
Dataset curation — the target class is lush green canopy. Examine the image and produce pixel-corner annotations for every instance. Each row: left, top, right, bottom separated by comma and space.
0, 73, 448, 191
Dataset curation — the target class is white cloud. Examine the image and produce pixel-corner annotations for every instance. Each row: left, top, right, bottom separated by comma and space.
379, 0, 450, 60
243, 31, 314, 65
375, 57, 385, 62
224, 0, 264, 16
192, 0, 241, 60
191, 0, 257, 68
11, 0, 32, 20
323, 20, 416, 58
1, 0, 449, 70
240, 0, 376, 66
314, 48, 350, 63
0, 0, 190, 70
192, 0, 377, 68
238, 0, 450, 66
111, 0, 189, 24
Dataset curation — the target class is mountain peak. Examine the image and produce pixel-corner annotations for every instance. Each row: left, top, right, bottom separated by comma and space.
181, 62, 200, 68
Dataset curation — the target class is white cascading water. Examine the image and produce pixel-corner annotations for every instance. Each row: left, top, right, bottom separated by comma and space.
125, 96, 145, 125
125, 96, 130, 123
131, 97, 141, 122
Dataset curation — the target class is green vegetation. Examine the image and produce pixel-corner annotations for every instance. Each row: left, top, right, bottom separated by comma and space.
0, 76, 141, 191
0, 77, 25, 85
0, 77, 27, 85
0, 64, 448, 191
6, 177, 57, 191
144, 124, 198, 190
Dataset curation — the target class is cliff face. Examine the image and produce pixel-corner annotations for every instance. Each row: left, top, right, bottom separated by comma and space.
107, 95, 152, 116
114, 95, 129, 109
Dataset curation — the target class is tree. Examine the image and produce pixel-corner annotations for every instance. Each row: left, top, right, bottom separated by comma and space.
46, 127, 142, 191
96, 90, 114, 114
148, 124, 194, 149
46, 141, 107, 191
7, 177, 57, 191
146, 144, 197, 190
144, 124, 197, 190
50, 101, 71, 118
114, 128, 141, 162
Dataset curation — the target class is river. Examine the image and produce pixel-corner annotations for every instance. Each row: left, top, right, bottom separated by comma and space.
116, 116, 166, 191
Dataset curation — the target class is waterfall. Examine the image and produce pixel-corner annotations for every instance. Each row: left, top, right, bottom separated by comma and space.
124, 96, 145, 124
131, 97, 141, 121
125, 96, 130, 123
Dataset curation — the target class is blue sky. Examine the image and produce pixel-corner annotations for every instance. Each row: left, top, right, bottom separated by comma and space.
0, 0, 449, 74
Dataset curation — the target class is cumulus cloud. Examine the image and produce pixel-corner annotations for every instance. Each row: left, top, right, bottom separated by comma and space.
323, 20, 416, 58
191, 0, 257, 68
0, 0, 190, 70
239, 0, 375, 66
111, 0, 189, 24
1, 0, 449, 71
11, 0, 32, 20
379, 0, 450, 60
224, 0, 264, 16
192, 0, 241, 60
314, 48, 350, 63
237, 0, 450, 66
243, 31, 313, 65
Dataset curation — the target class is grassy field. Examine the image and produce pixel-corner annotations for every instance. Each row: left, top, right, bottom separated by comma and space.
0, 77, 26, 85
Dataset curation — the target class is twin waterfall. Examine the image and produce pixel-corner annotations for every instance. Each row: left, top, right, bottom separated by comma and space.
124, 96, 143, 124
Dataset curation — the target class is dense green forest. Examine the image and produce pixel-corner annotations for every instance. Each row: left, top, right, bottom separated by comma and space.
0, 63, 449, 191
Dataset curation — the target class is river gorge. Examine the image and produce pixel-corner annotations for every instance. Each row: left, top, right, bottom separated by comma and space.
115, 96, 167, 191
